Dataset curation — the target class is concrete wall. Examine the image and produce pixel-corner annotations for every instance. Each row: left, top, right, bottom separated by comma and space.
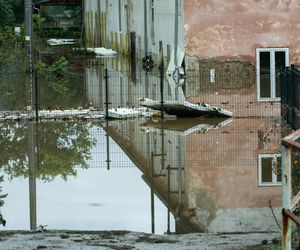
184, 0, 300, 64
84, 0, 184, 66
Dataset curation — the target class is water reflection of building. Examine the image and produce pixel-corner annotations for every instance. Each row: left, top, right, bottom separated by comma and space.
85, 57, 174, 110
104, 117, 282, 233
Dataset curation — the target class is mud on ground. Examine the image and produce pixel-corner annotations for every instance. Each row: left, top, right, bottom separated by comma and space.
0, 230, 279, 250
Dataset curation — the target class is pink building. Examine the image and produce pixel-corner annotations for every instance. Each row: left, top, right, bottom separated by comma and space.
84, 0, 298, 116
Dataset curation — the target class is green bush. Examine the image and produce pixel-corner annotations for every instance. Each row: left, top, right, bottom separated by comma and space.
36, 26, 81, 38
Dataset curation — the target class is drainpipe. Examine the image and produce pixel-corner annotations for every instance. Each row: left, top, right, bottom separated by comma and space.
174, 0, 179, 66
144, 0, 148, 52
80, 0, 84, 47
97, 0, 101, 46
118, 0, 122, 32
174, 0, 179, 101
144, 0, 149, 97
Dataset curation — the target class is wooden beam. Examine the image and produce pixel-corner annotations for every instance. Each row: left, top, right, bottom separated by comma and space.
283, 209, 300, 226
291, 190, 300, 211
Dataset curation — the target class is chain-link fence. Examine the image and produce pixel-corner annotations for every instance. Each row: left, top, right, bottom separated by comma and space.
0, 67, 281, 120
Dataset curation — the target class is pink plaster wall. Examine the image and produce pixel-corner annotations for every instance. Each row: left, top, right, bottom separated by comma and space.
185, 118, 282, 208
184, 0, 300, 63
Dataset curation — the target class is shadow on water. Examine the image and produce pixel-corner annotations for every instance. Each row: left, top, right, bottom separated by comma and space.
0, 116, 283, 234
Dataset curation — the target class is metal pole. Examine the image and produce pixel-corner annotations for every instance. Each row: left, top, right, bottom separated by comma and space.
25, 0, 33, 113
177, 136, 182, 205
150, 152, 155, 234
25, 7, 37, 232
160, 65, 164, 119
34, 70, 39, 121
28, 121, 37, 231
167, 165, 171, 234
282, 144, 292, 250
105, 69, 109, 119
161, 120, 165, 170
105, 120, 111, 170
151, 188, 155, 234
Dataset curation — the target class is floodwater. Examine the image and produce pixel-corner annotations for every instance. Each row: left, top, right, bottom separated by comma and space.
0, 49, 283, 234
0, 116, 282, 234
0, 121, 176, 234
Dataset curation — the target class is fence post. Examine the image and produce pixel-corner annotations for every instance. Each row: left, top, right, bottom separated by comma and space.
105, 68, 109, 119
159, 40, 164, 119
282, 144, 292, 250
160, 65, 164, 119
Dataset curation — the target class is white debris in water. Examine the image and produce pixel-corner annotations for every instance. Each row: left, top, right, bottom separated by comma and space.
0, 107, 170, 121
108, 108, 142, 119
87, 47, 118, 56
47, 39, 75, 46
39, 109, 90, 118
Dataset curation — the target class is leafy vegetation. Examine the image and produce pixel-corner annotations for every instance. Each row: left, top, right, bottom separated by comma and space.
33, 14, 46, 30
36, 26, 81, 39
51, 56, 68, 77
33, 56, 85, 109
0, 0, 15, 28
0, 121, 96, 182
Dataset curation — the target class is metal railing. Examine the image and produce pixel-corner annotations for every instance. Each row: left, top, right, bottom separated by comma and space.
281, 65, 300, 129
282, 129, 300, 250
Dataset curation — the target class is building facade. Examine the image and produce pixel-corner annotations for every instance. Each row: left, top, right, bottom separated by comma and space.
84, 0, 300, 116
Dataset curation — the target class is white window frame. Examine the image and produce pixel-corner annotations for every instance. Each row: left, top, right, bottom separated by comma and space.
256, 48, 289, 102
258, 153, 281, 187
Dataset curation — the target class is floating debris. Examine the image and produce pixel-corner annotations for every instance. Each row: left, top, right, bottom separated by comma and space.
87, 47, 118, 57
0, 107, 166, 121
47, 39, 75, 46
139, 98, 233, 117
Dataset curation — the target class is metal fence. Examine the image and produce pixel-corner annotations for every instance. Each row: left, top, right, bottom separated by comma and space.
0, 67, 281, 119
281, 65, 300, 129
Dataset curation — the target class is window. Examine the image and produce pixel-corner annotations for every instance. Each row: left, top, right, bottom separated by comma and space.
258, 154, 281, 186
256, 48, 289, 101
